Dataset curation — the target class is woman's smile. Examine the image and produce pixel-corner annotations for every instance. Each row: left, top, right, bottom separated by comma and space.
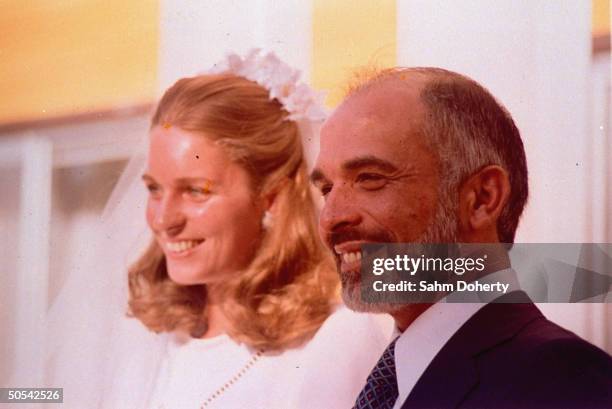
163, 239, 206, 257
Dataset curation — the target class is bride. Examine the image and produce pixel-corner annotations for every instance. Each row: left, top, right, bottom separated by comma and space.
46, 50, 390, 409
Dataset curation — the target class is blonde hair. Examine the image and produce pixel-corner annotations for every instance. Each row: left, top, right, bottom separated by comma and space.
128, 74, 338, 350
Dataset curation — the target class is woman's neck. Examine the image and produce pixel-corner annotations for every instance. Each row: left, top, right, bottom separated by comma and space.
201, 302, 229, 338
199, 284, 231, 339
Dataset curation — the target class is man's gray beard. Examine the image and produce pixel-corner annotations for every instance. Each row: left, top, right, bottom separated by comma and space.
340, 191, 459, 314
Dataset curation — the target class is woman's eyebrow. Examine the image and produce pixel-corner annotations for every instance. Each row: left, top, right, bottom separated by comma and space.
142, 175, 213, 184
174, 177, 213, 185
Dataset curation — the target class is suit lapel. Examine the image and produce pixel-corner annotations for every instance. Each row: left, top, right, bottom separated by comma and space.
401, 292, 543, 409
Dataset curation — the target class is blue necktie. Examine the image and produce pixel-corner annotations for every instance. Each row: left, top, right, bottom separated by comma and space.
353, 337, 399, 409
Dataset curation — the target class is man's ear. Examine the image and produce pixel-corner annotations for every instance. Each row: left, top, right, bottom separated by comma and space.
457, 165, 511, 240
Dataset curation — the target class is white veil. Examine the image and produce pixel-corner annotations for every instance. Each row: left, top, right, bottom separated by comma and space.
45, 138, 167, 409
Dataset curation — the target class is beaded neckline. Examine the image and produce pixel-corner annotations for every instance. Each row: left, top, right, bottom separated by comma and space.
157, 346, 265, 409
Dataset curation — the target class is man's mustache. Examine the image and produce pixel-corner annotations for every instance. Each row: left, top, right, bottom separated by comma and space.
327, 228, 394, 248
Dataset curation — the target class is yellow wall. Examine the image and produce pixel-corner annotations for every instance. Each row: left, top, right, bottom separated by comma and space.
2, 1, 607, 125
0, 1, 158, 125
593, 0, 610, 36
312, 0, 396, 107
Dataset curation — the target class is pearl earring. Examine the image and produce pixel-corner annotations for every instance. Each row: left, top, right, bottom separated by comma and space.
262, 211, 273, 230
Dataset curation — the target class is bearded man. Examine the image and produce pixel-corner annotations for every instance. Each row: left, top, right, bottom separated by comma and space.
311, 68, 612, 409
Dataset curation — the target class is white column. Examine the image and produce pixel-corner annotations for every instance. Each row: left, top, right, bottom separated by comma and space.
397, 0, 592, 243
588, 54, 611, 244
13, 136, 53, 387
586, 52, 611, 351
158, 0, 312, 92
396, 0, 596, 343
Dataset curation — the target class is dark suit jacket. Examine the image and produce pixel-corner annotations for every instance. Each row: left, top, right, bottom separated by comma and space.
400, 292, 612, 409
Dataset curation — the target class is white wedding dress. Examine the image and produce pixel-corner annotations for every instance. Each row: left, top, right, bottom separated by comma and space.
146, 307, 389, 409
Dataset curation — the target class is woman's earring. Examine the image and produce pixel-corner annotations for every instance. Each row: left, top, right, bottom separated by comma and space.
262, 211, 274, 230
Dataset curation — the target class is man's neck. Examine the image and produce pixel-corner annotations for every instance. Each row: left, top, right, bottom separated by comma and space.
391, 303, 432, 332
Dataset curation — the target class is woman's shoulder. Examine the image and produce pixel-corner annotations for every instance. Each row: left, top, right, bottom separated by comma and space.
305, 305, 395, 354
322, 305, 394, 337
286, 306, 394, 408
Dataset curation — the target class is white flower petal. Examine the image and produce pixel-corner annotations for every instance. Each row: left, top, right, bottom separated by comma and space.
207, 49, 326, 125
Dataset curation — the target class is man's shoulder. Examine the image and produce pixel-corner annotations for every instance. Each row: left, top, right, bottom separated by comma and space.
403, 300, 612, 408
467, 302, 612, 407
513, 312, 605, 355
476, 309, 611, 374
500, 310, 612, 374
464, 300, 611, 372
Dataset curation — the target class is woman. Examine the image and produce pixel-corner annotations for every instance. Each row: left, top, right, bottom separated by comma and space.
108, 50, 390, 408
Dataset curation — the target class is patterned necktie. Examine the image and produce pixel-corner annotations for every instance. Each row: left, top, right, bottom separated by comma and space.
353, 337, 399, 409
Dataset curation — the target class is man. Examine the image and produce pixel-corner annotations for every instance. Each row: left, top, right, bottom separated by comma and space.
311, 67, 612, 408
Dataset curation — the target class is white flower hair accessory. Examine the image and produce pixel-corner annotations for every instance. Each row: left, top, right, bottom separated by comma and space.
209, 49, 327, 122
